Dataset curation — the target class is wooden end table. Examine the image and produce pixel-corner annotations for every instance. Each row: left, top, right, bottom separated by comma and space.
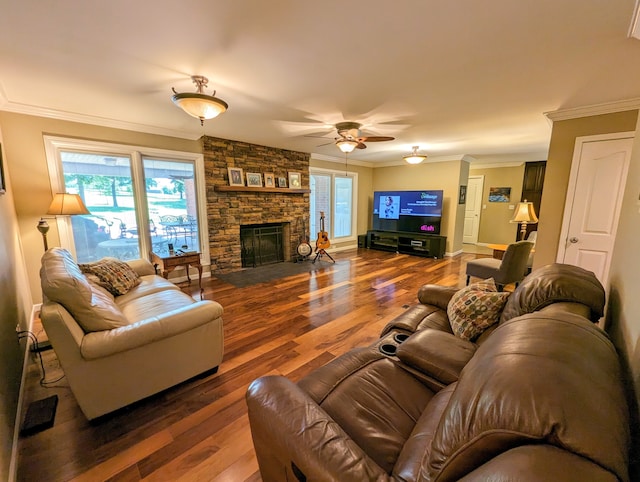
150, 251, 203, 299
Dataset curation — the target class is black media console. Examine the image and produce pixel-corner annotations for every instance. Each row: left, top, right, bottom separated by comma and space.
366, 230, 447, 259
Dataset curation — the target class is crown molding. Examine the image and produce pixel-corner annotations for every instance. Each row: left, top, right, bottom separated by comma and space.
0, 100, 200, 140
544, 98, 640, 122
310, 152, 375, 168
470, 161, 525, 170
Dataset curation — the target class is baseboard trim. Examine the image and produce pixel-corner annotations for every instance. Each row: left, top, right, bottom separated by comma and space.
9, 304, 39, 481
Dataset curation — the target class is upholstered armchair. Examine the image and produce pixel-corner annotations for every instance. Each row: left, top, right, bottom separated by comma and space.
465, 240, 534, 291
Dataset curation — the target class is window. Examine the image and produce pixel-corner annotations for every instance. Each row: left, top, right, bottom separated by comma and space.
44, 136, 208, 263
310, 167, 357, 244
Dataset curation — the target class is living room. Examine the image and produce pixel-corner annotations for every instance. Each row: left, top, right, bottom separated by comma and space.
2, 1, 640, 480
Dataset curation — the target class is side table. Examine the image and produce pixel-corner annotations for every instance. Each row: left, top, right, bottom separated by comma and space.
150, 251, 203, 299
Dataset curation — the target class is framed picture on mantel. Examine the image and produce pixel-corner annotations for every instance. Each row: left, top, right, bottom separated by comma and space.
278, 176, 287, 188
228, 167, 244, 186
288, 171, 301, 189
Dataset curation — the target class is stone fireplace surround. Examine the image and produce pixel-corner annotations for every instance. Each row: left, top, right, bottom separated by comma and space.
202, 135, 310, 273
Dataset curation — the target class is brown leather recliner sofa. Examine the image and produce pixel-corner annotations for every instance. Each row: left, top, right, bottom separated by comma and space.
246, 264, 630, 481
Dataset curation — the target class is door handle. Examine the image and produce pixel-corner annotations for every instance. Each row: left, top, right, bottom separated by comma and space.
569, 237, 579, 244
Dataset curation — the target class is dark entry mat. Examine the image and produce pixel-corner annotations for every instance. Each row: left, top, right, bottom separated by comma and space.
214, 259, 332, 287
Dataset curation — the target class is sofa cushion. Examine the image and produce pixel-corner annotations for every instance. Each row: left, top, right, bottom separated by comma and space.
40, 248, 128, 332
447, 278, 509, 341
79, 257, 141, 295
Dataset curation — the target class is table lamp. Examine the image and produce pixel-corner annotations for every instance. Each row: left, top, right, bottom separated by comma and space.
510, 199, 538, 241
37, 193, 90, 251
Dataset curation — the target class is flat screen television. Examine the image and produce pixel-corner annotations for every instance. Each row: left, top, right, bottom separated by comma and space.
372, 190, 443, 234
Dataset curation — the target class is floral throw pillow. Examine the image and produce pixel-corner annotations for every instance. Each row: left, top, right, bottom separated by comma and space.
79, 258, 141, 296
447, 278, 510, 341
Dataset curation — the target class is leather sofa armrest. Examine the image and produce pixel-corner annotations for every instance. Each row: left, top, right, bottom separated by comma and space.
126, 258, 156, 276
417, 284, 458, 310
457, 445, 620, 482
396, 330, 476, 385
80, 300, 223, 359
246, 376, 389, 482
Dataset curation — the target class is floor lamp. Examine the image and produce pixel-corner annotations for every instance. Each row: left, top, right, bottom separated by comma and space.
37, 193, 90, 251
510, 199, 538, 241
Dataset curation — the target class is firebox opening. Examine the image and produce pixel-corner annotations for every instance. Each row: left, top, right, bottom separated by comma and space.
240, 223, 287, 268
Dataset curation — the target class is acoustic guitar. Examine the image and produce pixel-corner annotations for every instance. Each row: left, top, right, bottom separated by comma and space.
315, 211, 331, 251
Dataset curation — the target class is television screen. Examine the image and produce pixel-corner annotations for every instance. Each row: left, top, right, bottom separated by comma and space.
372, 190, 443, 234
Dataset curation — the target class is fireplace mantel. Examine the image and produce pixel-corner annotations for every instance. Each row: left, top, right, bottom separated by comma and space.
214, 185, 310, 194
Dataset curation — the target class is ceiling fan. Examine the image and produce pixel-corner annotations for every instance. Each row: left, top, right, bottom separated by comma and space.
329, 121, 395, 153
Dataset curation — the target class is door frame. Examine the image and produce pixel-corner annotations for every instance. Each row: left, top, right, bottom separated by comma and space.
556, 131, 634, 267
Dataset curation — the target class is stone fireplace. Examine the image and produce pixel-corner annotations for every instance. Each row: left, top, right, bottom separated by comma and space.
202, 136, 310, 273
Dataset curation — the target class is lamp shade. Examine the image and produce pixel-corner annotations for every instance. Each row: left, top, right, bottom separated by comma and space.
46, 193, 90, 215
171, 75, 228, 125
510, 200, 538, 224
403, 146, 427, 164
336, 139, 358, 153
171, 93, 228, 121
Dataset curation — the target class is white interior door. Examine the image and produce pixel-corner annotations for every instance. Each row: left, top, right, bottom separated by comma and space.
463, 175, 484, 244
557, 133, 633, 287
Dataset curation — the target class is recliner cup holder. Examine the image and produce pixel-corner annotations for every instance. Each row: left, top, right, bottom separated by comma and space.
379, 343, 397, 356
393, 333, 409, 344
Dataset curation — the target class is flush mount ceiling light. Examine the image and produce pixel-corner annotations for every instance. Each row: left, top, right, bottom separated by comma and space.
171, 75, 228, 126
403, 146, 427, 164
336, 138, 359, 153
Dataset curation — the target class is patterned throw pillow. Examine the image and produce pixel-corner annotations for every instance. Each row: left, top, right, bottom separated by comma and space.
447, 278, 510, 341
79, 258, 141, 296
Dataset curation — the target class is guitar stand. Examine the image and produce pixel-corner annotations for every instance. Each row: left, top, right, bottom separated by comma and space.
312, 248, 335, 264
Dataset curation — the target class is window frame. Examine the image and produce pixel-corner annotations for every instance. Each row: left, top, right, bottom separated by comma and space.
309, 166, 358, 244
43, 135, 209, 264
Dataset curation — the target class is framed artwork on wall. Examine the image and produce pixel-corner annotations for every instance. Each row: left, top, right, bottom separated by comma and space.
246, 172, 263, 187
264, 172, 275, 188
488, 187, 511, 202
288, 171, 301, 189
228, 167, 244, 186
0, 143, 5, 194
458, 185, 467, 204
277, 176, 287, 188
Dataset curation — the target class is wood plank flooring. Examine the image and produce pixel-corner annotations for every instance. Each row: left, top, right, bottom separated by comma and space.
17, 248, 485, 481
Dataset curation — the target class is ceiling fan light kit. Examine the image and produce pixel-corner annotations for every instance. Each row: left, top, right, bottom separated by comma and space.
172, 75, 228, 125
336, 139, 358, 153
403, 146, 427, 164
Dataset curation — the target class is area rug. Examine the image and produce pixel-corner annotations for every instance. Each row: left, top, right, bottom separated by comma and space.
214, 259, 332, 288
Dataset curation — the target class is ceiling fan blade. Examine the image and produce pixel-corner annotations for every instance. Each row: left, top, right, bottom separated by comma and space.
359, 136, 395, 142
356, 142, 367, 149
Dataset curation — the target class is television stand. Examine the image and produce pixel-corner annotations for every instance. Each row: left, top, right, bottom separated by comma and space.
366, 230, 446, 259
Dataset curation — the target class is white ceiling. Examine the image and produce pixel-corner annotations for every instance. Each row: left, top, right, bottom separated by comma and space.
1, 0, 640, 166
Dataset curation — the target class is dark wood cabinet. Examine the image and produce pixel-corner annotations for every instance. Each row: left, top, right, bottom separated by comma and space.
520, 161, 546, 240
366, 230, 446, 259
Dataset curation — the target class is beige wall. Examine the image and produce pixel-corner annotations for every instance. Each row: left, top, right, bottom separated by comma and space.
309, 158, 373, 250
607, 115, 640, 476
371, 160, 465, 254
534, 110, 639, 269
0, 133, 34, 481
469, 164, 525, 244
536, 109, 640, 477
0, 111, 201, 303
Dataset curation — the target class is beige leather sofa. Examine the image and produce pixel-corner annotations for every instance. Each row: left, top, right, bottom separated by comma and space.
40, 248, 224, 420
247, 265, 630, 481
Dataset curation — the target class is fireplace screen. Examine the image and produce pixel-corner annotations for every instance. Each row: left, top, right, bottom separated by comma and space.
240, 223, 285, 267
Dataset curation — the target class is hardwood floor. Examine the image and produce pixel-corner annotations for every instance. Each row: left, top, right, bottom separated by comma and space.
17, 248, 484, 481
